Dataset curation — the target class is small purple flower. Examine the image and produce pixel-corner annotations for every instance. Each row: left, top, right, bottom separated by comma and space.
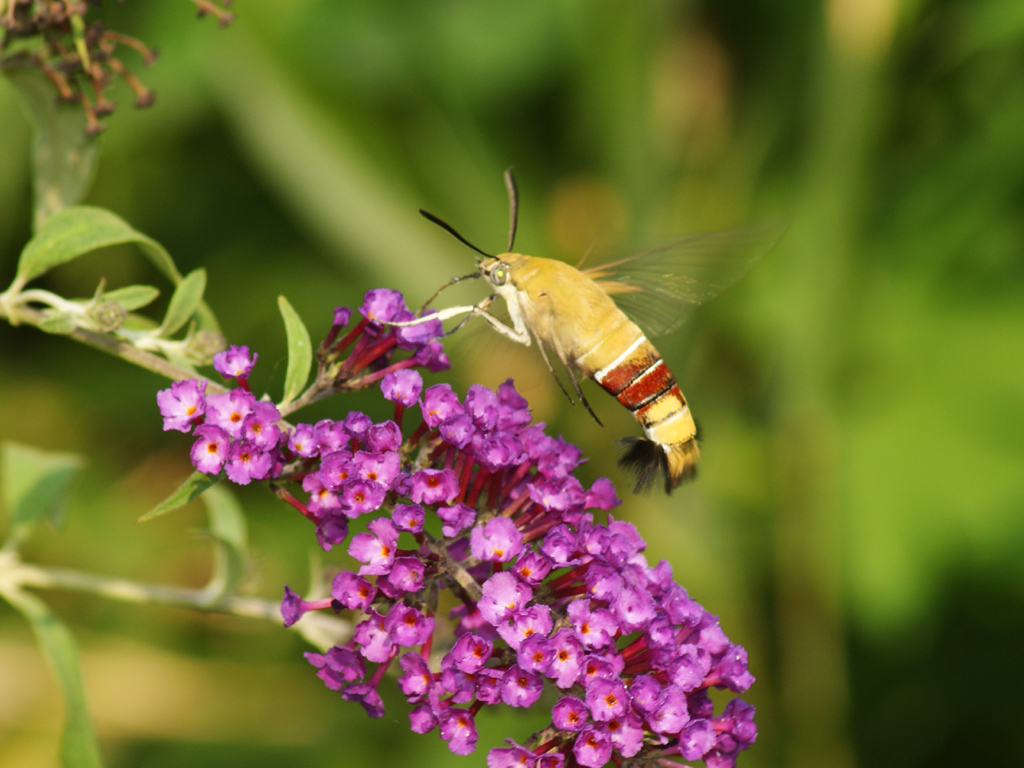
501, 665, 543, 708
157, 378, 206, 432
546, 629, 584, 689
224, 440, 272, 485
287, 423, 319, 457
398, 652, 433, 702
517, 633, 553, 675
340, 479, 387, 518
511, 550, 553, 585
465, 384, 499, 430
648, 684, 690, 735
478, 572, 532, 625
605, 713, 644, 757
439, 414, 475, 448
437, 503, 476, 537
348, 517, 398, 575
680, 718, 717, 761
333, 306, 352, 328
392, 503, 424, 533
408, 468, 459, 505
315, 419, 348, 453
573, 727, 612, 768
352, 609, 395, 663
343, 411, 372, 440
385, 604, 434, 647
331, 571, 376, 611
319, 450, 353, 490
584, 677, 628, 722
213, 344, 258, 379
360, 288, 407, 324
364, 420, 402, 452
497, 604, 553, 651
190, 424, 229, 474
421, 383, 464, 427
381, 369, 423, 407
384, 556, 426, 594
350, 451, 402, 490
409, 703, 438, 734
552, 696, 588, 733
439, 707, 478, 755
242, 400, 281, 450
280, 585, 304, 627
341, 683, 385, 718
307, 646, 365, 691
567, 599, 617, 650
450, 633, 494, 673
205, 388, 255, 439
487, 741, 537, 768
470, 516, 523, 563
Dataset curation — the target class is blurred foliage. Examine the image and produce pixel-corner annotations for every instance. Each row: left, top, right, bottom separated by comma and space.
1, 1, 1023, 767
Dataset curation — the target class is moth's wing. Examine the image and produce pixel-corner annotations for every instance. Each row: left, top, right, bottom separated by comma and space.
582, 223, 781, 338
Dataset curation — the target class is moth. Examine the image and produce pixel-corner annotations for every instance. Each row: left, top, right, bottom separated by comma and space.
397, 170, 770, 493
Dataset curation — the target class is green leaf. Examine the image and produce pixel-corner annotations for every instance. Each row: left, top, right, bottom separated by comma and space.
101, 285, 160, 311
1, 442, 83, 541
1, 587, 104, 768
4, 69, 99, 231
159, 269, 207, 338
278, 294, 312, 408
139, 471, 220, 522
38, 312, 78, 335
16, 206, 179, 286
198, 483, 249, 604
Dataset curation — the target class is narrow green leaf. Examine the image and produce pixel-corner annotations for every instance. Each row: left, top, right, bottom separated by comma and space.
199, 483, 249, 604
139, 471, 220, 522
5, 69, 99, 231
1, 442, 83, 538
278, 295, 312, 408
38, 312, 78, 335
101, 285, 160, 311
159, 269, 207, 338
1, 587, 104, 768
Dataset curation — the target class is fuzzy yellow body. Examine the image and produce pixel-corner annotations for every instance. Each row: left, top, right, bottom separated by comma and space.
490, 253, 699, 491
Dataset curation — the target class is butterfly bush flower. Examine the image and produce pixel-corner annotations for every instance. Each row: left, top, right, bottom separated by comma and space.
157, 288, 756, 767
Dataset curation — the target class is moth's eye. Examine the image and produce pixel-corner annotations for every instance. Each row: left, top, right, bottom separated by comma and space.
491, 266, 508, 286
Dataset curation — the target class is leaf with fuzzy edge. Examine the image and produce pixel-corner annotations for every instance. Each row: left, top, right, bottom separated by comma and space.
1, 442, 83, 542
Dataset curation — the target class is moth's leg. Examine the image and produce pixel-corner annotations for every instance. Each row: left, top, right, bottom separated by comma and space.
565, 364, 603, 427
420, 271, 482, 311
535, 339, 575, 406
472, 306, 531, 346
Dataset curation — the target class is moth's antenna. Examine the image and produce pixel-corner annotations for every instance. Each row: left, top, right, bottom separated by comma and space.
420, 209, 494, 259
504, 167, 519, 252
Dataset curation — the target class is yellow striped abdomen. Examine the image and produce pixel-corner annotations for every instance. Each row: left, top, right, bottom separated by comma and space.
575, 320, 699, 492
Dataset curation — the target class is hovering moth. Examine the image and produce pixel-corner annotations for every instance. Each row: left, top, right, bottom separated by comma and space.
396, 170, 771, 493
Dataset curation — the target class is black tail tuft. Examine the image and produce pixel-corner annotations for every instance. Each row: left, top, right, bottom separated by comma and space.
617, 437, 666, 494
617, 437, 699, 494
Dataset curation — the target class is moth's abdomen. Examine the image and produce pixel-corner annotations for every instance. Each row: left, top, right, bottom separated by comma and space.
579, 327, 699, 493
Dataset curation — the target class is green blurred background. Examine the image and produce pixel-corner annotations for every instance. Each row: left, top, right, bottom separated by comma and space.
2, 1, 1023, 767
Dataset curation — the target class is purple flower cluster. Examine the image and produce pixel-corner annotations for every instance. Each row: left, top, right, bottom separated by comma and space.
278, 384, 757, 767
157, 287, 756, 767
156, 289, 448, 485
